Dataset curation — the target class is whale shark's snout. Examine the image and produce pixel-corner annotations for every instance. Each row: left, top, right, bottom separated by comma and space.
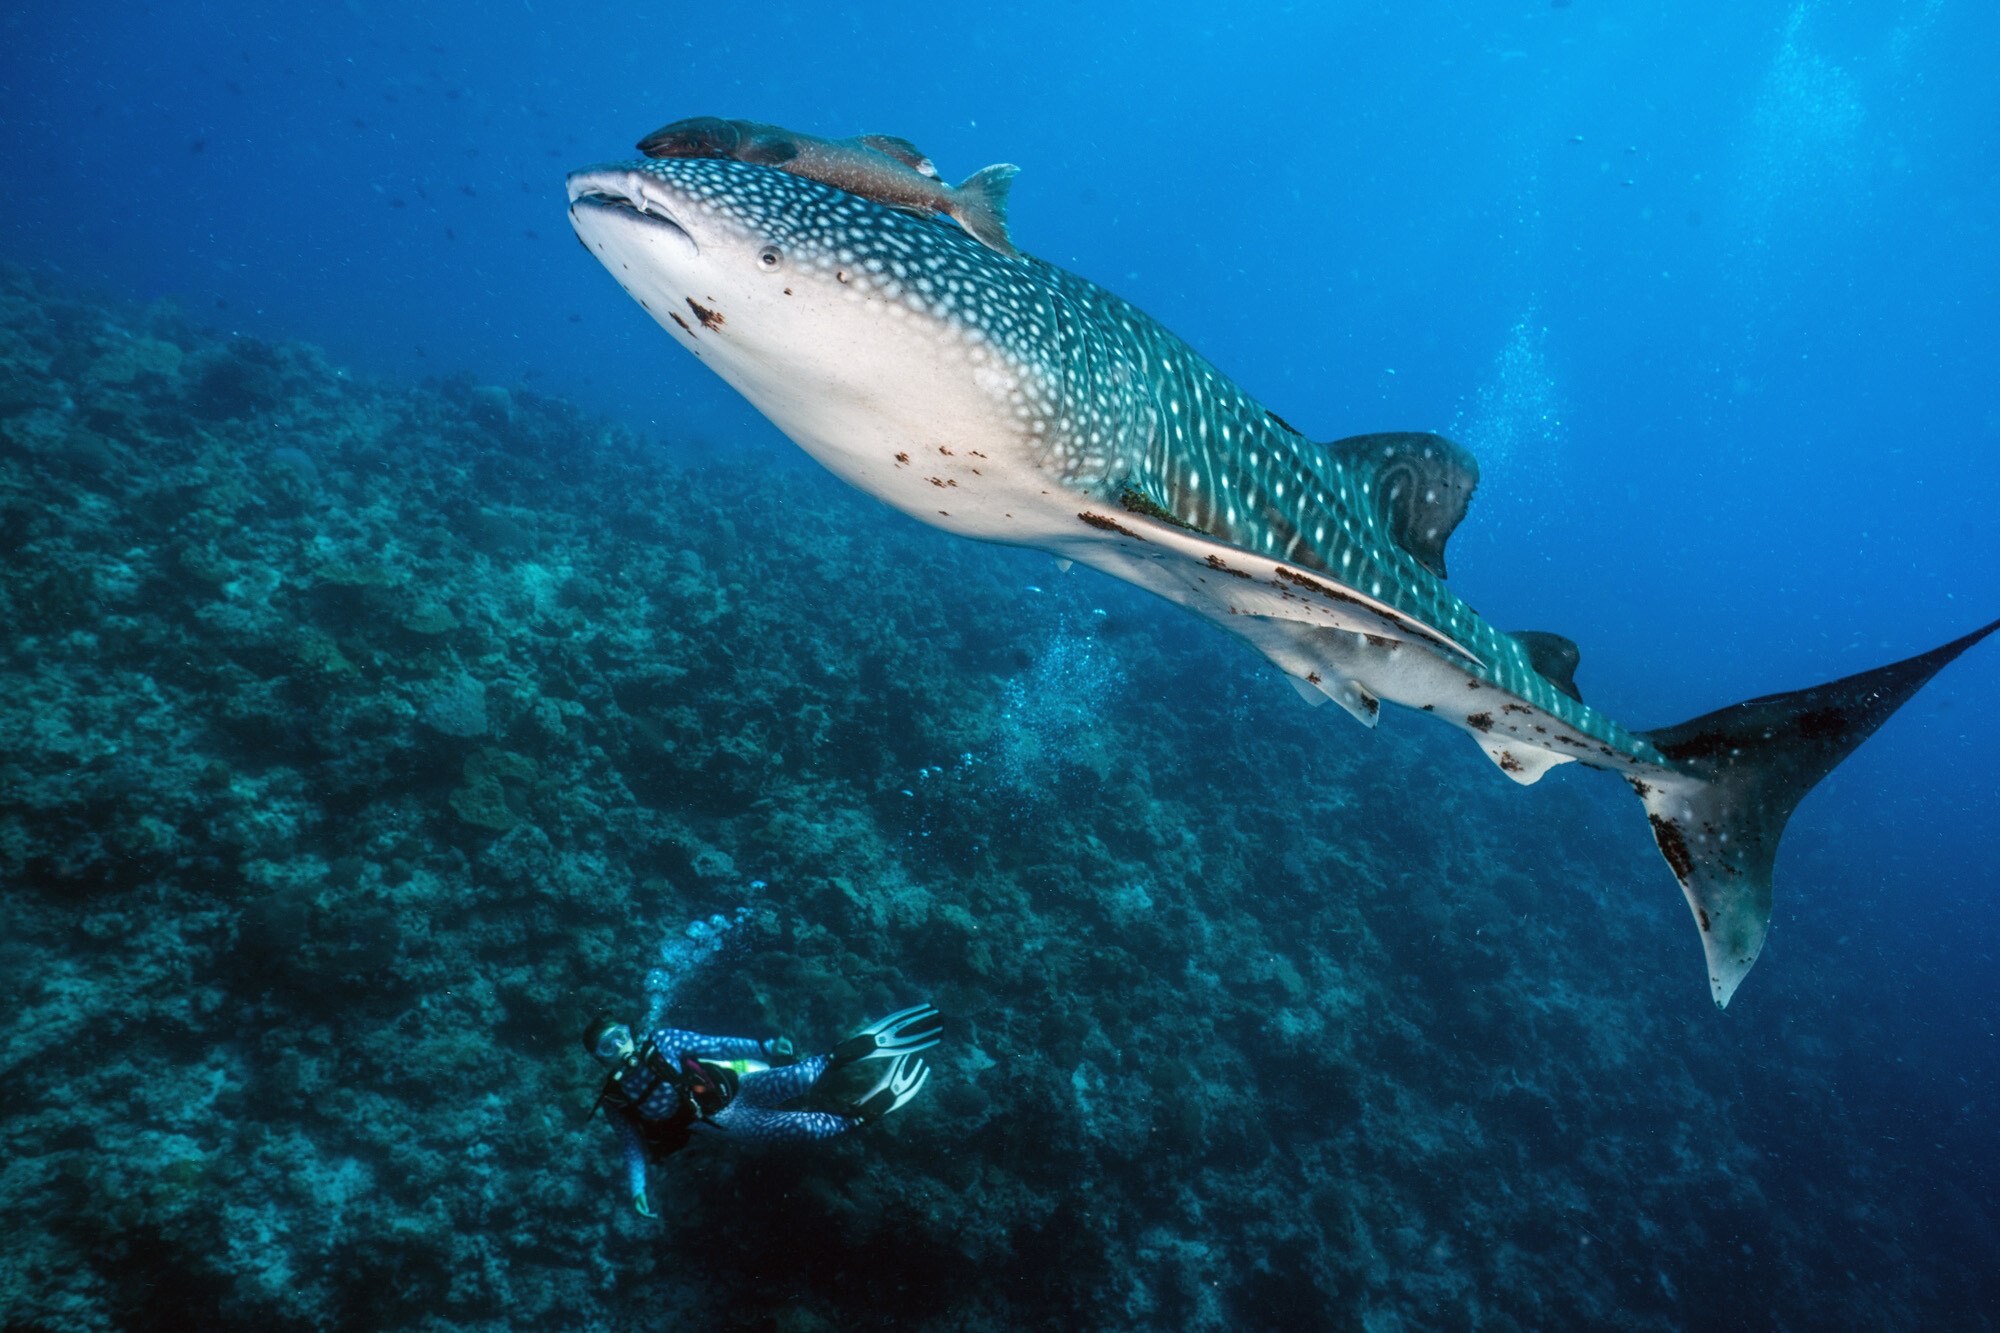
566, 164, 699, 260
565, 155, 1003, 492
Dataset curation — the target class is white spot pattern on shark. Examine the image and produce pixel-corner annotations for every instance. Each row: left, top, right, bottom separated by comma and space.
568, 154, 1996, 1008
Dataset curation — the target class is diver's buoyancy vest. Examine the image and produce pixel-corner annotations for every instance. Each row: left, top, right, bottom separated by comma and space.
598, 1040, 741, 1124
595, 1040, 700, 1159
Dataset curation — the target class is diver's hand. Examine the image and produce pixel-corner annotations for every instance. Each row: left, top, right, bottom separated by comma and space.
632, 1191, 654, 1219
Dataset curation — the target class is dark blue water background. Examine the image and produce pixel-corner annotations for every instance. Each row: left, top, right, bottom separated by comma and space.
5, 0, 1996, 1301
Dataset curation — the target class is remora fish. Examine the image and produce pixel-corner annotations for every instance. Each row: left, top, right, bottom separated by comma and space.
636, 116, 1020, 256
566, 155, 1995, 1008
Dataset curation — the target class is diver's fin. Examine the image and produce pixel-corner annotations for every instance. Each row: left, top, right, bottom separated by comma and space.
1323, 432, 1479, 579
1511, 629, 1584, 702
1476, 735, 1573, 785
853, 134, 939, 178
830, 1002, 943, 1068
1635, 617, 1998, 1008
951, 163, 1019, 256
848, 1053, 931, 1125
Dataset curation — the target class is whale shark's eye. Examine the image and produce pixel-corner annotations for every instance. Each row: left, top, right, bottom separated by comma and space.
756, 245, 784, 272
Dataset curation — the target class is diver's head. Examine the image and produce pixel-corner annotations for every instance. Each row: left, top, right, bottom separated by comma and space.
584, 1014, 635, 1065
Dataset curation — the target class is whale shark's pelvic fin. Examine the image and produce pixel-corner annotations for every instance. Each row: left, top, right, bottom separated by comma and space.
1635, 617, 1999, 1008
1289, 673, 1380, 727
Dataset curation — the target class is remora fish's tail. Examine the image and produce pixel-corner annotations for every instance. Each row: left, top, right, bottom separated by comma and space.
950, 163, 1019, 256
1634, 618, 1998, 1008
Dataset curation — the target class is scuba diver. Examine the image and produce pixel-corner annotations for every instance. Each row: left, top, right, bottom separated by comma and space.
584, 1003, 942, 1217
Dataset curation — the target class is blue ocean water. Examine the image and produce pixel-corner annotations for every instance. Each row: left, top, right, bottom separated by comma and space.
3, 1, 1997, 1327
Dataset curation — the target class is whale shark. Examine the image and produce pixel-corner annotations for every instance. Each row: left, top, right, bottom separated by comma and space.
567, 153, 1994, 1008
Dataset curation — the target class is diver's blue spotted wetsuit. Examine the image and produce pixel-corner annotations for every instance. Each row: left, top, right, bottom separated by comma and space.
607, 1029, 853, 1198
587, 1005, 941, 1216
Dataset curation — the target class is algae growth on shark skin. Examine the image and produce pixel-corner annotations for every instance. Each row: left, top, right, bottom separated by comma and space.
0, 265, 1977, 1329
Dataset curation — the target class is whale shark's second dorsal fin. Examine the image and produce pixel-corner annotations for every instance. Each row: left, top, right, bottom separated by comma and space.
1511, 629, 1584, 702
1324, 432, 1479, 580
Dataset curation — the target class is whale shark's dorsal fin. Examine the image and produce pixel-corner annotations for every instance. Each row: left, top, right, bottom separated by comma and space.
1324, 432, 1479, 580
1511, 629, 1584, 702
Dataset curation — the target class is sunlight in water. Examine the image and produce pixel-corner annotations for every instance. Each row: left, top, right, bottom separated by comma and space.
641, 907, 754, 1030
1452, 313, 1564, 478
992, 624, 1126, 792
1735, 4, 1868, 253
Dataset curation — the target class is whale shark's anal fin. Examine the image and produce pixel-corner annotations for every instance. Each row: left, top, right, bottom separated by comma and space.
1478, 735, 1574, 785
1635, 617, 1999, 1007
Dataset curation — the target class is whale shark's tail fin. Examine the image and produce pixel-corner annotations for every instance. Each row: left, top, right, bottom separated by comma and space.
1633, 618, 1997, 1008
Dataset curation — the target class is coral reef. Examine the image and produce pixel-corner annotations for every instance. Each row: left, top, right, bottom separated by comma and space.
0, 264, 1984, 1329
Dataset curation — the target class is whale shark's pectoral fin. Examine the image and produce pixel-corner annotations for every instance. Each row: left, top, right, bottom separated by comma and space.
1066, 505, 1483, 665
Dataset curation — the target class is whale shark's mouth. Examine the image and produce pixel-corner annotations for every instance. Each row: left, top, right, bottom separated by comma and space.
565, 167, 695, 252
